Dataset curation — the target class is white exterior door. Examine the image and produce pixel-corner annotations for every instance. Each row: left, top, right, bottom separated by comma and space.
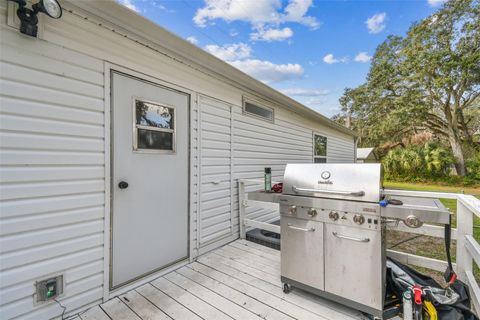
111, 72, 189, 289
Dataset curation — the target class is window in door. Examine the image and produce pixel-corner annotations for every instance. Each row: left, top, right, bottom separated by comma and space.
314, 134, 327, 163
134, 99, 175, 152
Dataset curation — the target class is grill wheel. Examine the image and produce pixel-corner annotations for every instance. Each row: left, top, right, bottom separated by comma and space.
283, 283, 292, 294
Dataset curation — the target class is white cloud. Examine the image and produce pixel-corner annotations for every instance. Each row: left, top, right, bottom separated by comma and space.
204, 43, 252, 61
251, 27, 294, 42
193, 0, 319, 42
305, 97, 328, 108
281, 88, 330, 96
229, 59, 304, 83
152, 1, 175, 13
283, 0, 320, 29
366, 12, 387, 34
186, 36, 198, 45
323, 54, 338, 64
229, 29, 239, 37
117, 0, 139, 12
203, 41, 303, 83
427, 0, 448, 6
194, 0, 281, 27
323, 54, 348, 64
354, 52, 372, 63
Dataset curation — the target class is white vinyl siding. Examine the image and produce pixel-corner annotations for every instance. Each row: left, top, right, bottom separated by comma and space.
197, 100, 355, 244
199, 95, 234, 246
325, 133, 355, 163
234, 107, 312, 225
232, 105, 354, 225
0, 11, 106, 320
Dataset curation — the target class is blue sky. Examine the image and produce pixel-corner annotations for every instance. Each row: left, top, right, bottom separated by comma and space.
117, 0, 446, 117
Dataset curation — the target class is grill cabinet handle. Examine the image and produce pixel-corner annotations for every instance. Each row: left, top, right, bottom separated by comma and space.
287, 223, 315, 232
332, 232, 370, 243
292, 186, 365, 197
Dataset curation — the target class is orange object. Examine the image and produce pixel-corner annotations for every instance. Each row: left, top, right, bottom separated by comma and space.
412, 285, 422, 305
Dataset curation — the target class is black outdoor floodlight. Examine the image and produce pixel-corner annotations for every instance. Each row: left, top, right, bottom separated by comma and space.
8, 0, 62, 37
32, 0, 62, 19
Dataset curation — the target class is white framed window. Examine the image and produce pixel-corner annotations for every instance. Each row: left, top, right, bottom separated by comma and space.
133, 98, 176, 153
243, 99, 274, 122
313, 133, 327, 163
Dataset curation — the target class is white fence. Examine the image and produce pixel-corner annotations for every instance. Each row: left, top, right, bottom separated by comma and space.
238, 179, 480, 313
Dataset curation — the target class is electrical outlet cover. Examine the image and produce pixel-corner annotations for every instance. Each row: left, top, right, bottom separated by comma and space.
35, 275, 64, 303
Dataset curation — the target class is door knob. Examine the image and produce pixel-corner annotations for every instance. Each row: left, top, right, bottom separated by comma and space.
118, 181, 129, 189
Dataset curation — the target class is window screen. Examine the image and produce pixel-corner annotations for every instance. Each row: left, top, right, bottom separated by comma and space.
134, 99, 175, 152
314, 134, 327, 163
244, 101, 274, 121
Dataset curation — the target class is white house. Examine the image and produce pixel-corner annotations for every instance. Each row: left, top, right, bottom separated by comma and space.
0, 1, 356, 318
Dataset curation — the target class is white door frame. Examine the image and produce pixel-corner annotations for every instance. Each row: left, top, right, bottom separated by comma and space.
103, 62, 196, 301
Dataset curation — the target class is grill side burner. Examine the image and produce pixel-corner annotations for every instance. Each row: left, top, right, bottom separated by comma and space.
247, 163, 450, 319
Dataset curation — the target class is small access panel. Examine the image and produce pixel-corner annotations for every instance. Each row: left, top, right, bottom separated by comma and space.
35, 275, 64, 302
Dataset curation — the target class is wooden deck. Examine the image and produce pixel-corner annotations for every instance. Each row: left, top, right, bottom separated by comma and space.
75, 240, 374, 320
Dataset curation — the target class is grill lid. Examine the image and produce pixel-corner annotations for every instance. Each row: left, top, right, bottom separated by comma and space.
283, 163, 383, 203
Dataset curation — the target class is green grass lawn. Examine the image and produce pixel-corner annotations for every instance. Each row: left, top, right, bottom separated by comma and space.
384, 181, 480, 196
384, 180, 480, 283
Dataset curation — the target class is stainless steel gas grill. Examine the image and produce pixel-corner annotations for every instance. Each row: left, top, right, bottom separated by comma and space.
247, 163, 450, 319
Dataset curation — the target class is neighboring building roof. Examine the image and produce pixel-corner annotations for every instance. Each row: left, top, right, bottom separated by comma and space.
67, 0, 356, 138
357, 148, 376, 160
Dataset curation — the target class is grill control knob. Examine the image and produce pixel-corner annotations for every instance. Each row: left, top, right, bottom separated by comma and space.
329, 211, 339, 221
307, 208, 317, 217
404, 215, 423, 228
289, 206, 297, 215
353, 214, 365, 225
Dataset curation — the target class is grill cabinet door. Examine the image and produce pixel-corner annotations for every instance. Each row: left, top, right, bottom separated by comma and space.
281, 216, 324, 290
324, 224, 384, 311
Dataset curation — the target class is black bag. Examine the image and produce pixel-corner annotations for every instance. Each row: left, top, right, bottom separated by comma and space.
386, 257, 478, 320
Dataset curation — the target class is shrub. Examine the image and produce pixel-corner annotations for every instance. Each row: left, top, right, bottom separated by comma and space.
423, 143, 454, 176
382, 143, 454, 180
466, 151, 480, 184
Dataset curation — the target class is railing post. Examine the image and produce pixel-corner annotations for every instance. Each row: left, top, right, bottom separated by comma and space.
238, 180, 246, 239
456, 196, 473, 282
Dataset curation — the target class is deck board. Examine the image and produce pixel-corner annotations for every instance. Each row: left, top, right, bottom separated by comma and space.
196, 255, 363, 320
164, 272, 262, 320
192, 260, 331, 320
207, 252, 281, 285
101, 297, 142, 320
79, 306, 111, 320
151, 276, 233, 320
136, 283, 203, 320
120, 290, 171, 320
177, 266, 294, 320
220, 244, 281, 270
228, 241, 280, 262
86, 239, 392, 320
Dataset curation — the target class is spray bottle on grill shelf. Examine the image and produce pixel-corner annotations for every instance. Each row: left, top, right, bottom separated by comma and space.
402, 289, 413, 320
264, 167, 272, 192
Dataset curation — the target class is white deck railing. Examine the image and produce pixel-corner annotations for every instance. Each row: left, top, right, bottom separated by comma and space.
238, 179, 480, 313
